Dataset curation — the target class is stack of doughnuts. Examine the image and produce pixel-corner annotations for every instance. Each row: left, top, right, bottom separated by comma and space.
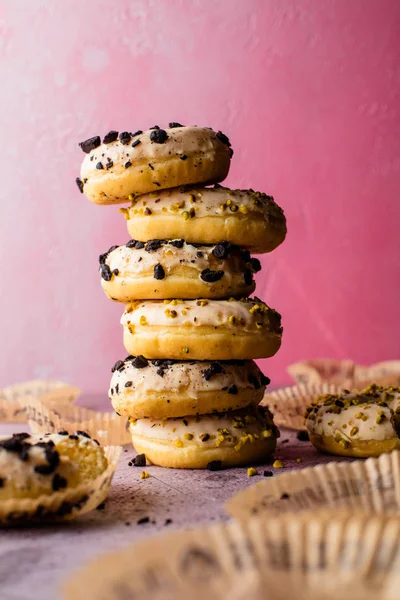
77, 124, 286, 469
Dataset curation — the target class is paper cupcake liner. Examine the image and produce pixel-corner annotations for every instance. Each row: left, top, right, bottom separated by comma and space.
288, 358, 400, 389
262, 383, 343, 430
63, 511, 400, 600
0, 445, 122, 525
226, 450, 400, 522
20, 395, 132, 446
0, 379, 80, 423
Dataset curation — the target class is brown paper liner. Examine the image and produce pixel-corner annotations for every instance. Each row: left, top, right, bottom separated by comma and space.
226, 449, 400, 522
0, 379, 80, 423
0, 445, 121, 525
63, 511, 400, 600
288, 358, 400, 389
262, 383, 343, 430
20, 395, 132, 446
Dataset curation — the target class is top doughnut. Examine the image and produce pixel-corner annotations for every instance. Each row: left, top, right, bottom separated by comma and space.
76, 124, 232, 205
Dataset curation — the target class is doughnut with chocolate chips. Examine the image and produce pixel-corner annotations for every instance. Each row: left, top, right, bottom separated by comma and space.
77, 126, 232, 205
122, 185, 286, 253
100, 240, 260, 301
121, 298, 282, 360
0, 432, 107, 501
129, 405, 279, 469
109, 356, 270, 419
305, 384, 400, 457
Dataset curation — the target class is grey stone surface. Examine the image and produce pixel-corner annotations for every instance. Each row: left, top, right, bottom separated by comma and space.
0, 420, 348, 600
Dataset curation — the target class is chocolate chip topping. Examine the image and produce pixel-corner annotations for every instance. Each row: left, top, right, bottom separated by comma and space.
34, 444, 60, 475
124, 381, 132, 387
207, 460, 223, 471
58, 430, 69, 436
180, 154, 188, 160
100, 264, 112, 281
75, 177, 84, 193
296, 430, 310, 442
248, 375, 261, 390
96, 162, 104, 170
150, 125, 160, 130
0, 478, 4, 488
103, 130, 118, 144
145, 239, 163, 252
169, 122, 183, 128
105, 158, 113, 169
150, 129, 168, 144
244, 269, 253, 286
119, 131, 131, 145
260, 374, 271, 386
200, 269, 224, 283
132, 454, 146, 467
52, 473, 67, 491
126, 240, 145, 249
79, 136, 101, 153
216, 131, 231, 147
99, 245, 118, 265
76, 430, 91, 439
131, 355, 149, 369
154, 264, 165, 280
228, 384, 238, 395
125, 161, 132, 168
200, 433, 210, 442
132, 130, 143, 137
170, 239, 184, 248
251, 258, 262, 273
212, 242, 234, 259
111, 360, 125, 373
131, 139, 141, 148
202, 362, 223, 381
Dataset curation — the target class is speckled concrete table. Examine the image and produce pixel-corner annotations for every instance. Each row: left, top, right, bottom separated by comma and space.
0, 407, 348, 600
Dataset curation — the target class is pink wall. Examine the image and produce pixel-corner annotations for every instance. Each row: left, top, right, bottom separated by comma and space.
0, 0, 400, 393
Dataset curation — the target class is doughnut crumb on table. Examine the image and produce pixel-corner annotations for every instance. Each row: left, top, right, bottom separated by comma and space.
0, 431, 108, 501
99, 239, 260, 301
120, 298, 283, 360
109, 356, 270, 419
77, 125, 232, 205
123, 185, 286, 253
129, 405, 279, 469
305, 384, 400, 457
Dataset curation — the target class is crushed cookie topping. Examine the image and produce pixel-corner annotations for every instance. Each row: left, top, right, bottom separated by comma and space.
79, 136, 101, 153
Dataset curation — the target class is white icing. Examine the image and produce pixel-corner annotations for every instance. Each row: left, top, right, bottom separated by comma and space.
80, 126, 230, 181
129, 406, 277, 448
105, 241, 252, 280
306, 389, 400, 442
121, 298, 280, 331
127, 185, 284, 220
109, 359, 264, 398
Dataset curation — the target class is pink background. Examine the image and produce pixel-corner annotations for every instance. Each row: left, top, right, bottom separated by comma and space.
0, 0, 399, 393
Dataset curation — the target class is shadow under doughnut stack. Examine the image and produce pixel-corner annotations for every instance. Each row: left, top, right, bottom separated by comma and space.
77, 123, 287, 469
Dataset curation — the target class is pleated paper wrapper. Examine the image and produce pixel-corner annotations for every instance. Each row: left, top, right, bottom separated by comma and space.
63, 511, 400, 600
288, 358, 400, 389
0, 445, 122, 525
0, 379, 80, 423
262, 383, 343, 431
226, 450, 400, 522
19, 394, 132, 446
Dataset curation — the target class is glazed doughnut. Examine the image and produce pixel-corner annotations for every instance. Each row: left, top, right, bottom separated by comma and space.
305, 384, 400, 458
77, 125, 232, 205
122, 185, 286, 253
100, 239, 260, 301
121, 298, 282, 360
109, 356, 270, 419
129, 405, 279, 469
0, 432, 107, 500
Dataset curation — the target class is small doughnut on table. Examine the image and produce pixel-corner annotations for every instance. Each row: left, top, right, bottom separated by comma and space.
0, 401, 352, 600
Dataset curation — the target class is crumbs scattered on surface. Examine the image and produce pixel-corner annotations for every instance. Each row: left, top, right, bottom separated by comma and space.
140, 471, 150, 479
247, 467, 257, 477
273, 460, 285, 468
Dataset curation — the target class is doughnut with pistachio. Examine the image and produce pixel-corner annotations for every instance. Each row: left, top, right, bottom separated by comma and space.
121, 298, 282, 360
129, 405, 279, 469
100, 239, 260, 301
122, 185, 286, 253
109, 356, 270, 419
77, 125, 232, 204
305, 384, 400, 457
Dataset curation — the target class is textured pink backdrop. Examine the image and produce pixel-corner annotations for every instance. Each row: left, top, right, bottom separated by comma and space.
0, 0, 399, 393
